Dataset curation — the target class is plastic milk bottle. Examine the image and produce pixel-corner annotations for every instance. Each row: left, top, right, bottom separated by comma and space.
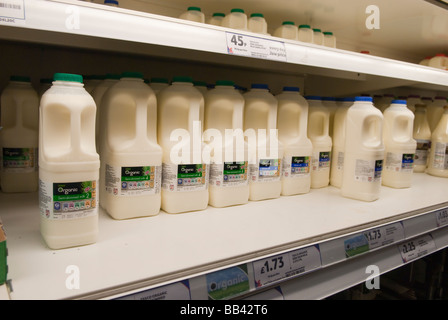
413, 104, 431, 173
427, 105, 448, 178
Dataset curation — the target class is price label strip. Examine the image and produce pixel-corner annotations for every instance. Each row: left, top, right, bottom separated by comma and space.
225, 32, 287, 62
0, 0, 25, 22
344, 222, 404, 258
398, 234, 436, 263
253, 245, 321, 288
435, 207, 448, 227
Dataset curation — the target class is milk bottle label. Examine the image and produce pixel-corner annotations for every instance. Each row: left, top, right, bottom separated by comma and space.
282, 156, 310, 178
354, 159, 383, 182
385, 152, 415, 172
210, 161, 248, 187
432, 142, 448, 170
336, 151, 344, 170
105, 164, 161, 197
312, 151, 331, 171
249, 159, 281, 182
162, 163, 208, 192
39, 179, 98, 220
2, 147, 37, 173
415, 139, 430, 166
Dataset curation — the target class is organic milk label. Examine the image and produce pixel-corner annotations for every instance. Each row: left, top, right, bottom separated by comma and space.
210, 161, 248, 187
311, 151, 331, 171
1, 147, 37, 172
415, 139, 430, 166
162, 163, 208, 192
354, 159, 383, 182
432, 142, 448, 170
249, 159, 281, 183
39, 180, 98, 220
385, 152, 415, 172
282, 156, 310, 178
105, 164, 161, 196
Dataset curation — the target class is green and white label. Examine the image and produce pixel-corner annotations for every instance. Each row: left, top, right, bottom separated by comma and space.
39, 179, 98, 220
282, 156, 310, 178
312, 151, 331, 171
210, 161, 248, 187
1, 147, 37, 172
162, 163, 208, 192
105, 164, 161, 196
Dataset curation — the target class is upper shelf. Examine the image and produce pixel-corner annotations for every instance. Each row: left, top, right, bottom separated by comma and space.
0, 0, 448, 93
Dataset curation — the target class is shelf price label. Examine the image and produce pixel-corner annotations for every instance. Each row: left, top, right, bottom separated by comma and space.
345, 222, 404, 258
435, 207, 448, 227
225, 32, 287, 62
0, 0, 25, 23
398, 234, 436, 263
253, 245, 321, 288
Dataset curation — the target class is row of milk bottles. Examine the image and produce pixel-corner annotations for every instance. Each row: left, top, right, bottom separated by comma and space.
179, 6, 336, 48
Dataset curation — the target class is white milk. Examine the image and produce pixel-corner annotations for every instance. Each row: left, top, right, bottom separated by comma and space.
179, 6, 205, 23
273, 21, 298, 40
39, 73, 99, 249
0, 76, 39, 193
243, 84, 283, 200
276, 87, 312, 195
149, 77, 169, 95
306, 96, 332, 189
428, 54, 448, 70
427, 105, 448, 178
375, 94, 395, 113
298, 25, 314, 43
248, 13, 269, 35
222, 8, 248, 31
406, 94, 422, 113
427, 96, 447, 132
312, 28, 324, 45
340, 97, 384, 202
382, 100, 417, 188
322, 97, 338, 138
157, 76, 208, 213
208, 13, 225, 26
99, 72, 162, 220
413, 104, 431, 173
204, 80, 249, 207
323, 31, 336, 48
330, 97, 355, 188
91, 73, 120, 152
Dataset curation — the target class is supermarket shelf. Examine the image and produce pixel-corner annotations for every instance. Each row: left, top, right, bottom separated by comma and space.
0, 0, 448, 94
0, 173, 447, 300
0, 284, 10, 300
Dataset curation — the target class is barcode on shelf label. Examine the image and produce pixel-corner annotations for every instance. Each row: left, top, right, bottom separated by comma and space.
398, 234, 436, 263
226, 32, 287, 62
0, 0, 25, 21
435, 207, 448, 227
253, 245, 321, 288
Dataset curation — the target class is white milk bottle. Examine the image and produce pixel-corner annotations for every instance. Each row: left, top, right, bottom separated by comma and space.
208, 13, 225, 26
244, 84, 283, 200
222, 8, 248, 31
248, 13, 269, 35
38, 78, 53, 98
413, 104, 431, 173
39, 73, 99, 249
323, 31, 336, 48
99, 72, 162, 219
298, 25, 314, 43
276, 87, 312, 195
419, 56, 432, 66
306, 96, 332, 188
330, 97, 355, 188
428, 54, 448, 70
427, 105, 448, 178
83, 75, 104, 94
374, 94, 395, 113
407, 94, 422, 113
157, 76, 208, 213
341, 97, 384, 202
91, 73, 120, 152
427, 96, 447, 132
322, 97, 337, 138
179, 7, 205, 23
382, 100, 417, 188
312, 28, 324, 45
149, 77, 169, 95
273, 21, 298, 40
0, 75, 39, 193
204, 80, 249, 207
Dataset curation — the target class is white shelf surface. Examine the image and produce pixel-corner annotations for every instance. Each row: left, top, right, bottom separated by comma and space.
1, 0, 448, 91
0, 173, 447, 300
